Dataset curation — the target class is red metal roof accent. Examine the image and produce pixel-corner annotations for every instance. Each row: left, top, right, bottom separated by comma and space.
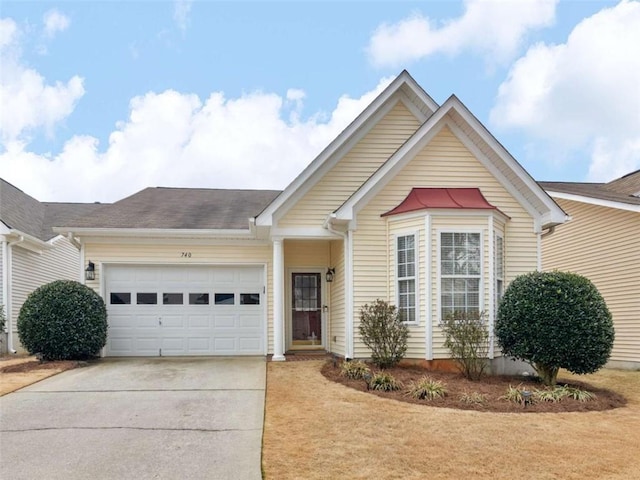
382, 188, 503, 217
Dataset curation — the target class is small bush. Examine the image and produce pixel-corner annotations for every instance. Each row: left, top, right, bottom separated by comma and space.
406, 376, 447, 400
534, 385, 596, 403
496, 271, 614, 386
560, 385, 596, 402
18, 280, 107, 360
459, 392, 487, 405
340, 360, 370, 380
358, 299, 408, 369
534, 387, 565, 403
368, 372, 402, 391
441, 310, 489, 380
501, 384, 532, 404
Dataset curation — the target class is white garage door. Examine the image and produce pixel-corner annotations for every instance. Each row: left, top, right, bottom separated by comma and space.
105, 265, 265, 356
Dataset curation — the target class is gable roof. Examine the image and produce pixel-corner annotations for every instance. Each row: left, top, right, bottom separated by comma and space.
0, 178, 105, 242
255, 70, 439, 226
60, 187, 281, 231
331, 95, 567, 232
382, 188, 506, 217
540, 170, 640, 212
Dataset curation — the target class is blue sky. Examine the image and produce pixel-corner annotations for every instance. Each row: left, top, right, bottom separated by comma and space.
1, 0, 638, 202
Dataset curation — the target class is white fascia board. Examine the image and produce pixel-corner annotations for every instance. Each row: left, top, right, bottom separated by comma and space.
446, 98, 567, 223
256, 72, 438, 227
546, 191, 640, 213
335, 102, 454, 221
269, 227, 343, 239
54, 227, 257, 239
7, 229, 50, 252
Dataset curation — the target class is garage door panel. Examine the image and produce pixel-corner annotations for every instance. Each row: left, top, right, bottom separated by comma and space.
106, 265, 265, 356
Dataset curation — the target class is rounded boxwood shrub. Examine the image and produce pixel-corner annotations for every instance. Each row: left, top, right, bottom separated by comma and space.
18, 280, 107, 360
496, 271, 614, 386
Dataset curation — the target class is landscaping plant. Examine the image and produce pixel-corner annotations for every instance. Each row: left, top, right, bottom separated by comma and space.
406, 376, 447, 400
368, 372, 402, 391
441, 310, 489, 380
496, 271, 614, 386
459, 392, 487, 405
358, 299, 408, 369
340, 360, 371, 380
18, 280, 108, 360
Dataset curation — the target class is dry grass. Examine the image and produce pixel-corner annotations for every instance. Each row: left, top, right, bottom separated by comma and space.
262, 361, 640, 480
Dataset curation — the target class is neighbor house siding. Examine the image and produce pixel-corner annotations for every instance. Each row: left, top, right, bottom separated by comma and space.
83, 241, 275, 353
352, 126, 537, 359
278, 101, 421, 228
10, 237, 79, 352
542, 199, 640, 366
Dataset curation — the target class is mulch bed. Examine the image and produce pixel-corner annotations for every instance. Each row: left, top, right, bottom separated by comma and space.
321, 362, 626, 413
0, 360, 79, 374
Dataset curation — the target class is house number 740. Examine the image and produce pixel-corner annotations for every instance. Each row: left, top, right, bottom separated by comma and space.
181, 252, 192, 258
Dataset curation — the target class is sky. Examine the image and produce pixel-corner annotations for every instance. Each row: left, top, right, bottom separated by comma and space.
1, 0, 639, 203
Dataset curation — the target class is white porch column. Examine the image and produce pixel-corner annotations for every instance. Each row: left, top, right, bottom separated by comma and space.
272, 238, 286, 361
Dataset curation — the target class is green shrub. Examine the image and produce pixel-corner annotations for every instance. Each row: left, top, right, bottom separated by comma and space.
534, 385, 595, 403
558, 385, 596, 402
368, 372, 402, 391
358, 299, 409, 369
441, 310, 489, 380
406, 376, 447, 400
340, 360, 370, 380
496, 271, 614, 386
18, 280, 107, 360
459, 392, 487, 405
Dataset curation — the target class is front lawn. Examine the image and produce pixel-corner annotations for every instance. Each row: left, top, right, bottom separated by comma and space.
262, 361, 640, 479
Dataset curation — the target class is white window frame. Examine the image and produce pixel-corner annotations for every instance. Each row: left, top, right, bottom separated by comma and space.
437, 229, 483, 321
395, 231, 419, 325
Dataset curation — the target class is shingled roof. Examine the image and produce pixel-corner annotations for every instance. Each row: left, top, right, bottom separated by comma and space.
61, 187, 282, 230
539, 170, 640, 207
0, 179, 107, 241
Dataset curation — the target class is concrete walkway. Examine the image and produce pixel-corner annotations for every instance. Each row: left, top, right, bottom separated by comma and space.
0, 357, 266, 480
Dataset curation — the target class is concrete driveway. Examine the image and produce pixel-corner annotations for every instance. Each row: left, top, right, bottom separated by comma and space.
0, 357, 266, 480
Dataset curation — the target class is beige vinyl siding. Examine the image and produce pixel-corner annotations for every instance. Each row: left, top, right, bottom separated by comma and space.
542, 199, 640, 365
388, 217, 425, 358
352, 126, 537, 359
10, 237, 80, 352
329, 239, 345, 356
84, 241, 274, 353
278, 102, 421, 228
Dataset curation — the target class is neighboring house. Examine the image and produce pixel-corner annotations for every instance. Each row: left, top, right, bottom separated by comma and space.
0, 179, 106, 354
540, 171, 640, 369
57, 71, 567, 370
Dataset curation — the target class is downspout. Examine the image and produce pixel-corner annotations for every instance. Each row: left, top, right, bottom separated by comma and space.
324, 214, 353, 359
540, 226, 555, 238
5, 236, 24, 354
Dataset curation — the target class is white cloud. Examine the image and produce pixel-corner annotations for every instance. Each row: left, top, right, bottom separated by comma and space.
173, 0, 192, 33
0, 77, 393, 202
43, 9, 70, 39
0, 17, 85, 144
490, 0, 640, 181
367, 0, 557, 67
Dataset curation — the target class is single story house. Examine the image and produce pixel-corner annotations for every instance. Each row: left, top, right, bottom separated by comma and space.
57, 71, 568, 369
0, 178, 106, 354
541, 171, 640, 369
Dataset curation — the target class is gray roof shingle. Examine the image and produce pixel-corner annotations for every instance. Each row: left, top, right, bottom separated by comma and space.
62, 187, 282, 230
0, 179, 107, 241
540, 170, 640, 207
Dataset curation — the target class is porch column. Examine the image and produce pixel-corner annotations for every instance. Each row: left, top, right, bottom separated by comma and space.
272, 238, 286, 361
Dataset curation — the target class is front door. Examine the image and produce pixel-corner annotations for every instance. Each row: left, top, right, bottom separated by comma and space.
291, 272, 323, 349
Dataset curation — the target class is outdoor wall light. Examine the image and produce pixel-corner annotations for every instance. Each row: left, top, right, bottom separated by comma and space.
85, 261, 95, 281
326, 267, 335, 283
